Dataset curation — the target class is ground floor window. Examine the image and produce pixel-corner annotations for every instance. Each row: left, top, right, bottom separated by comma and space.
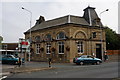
46, 43, 51, 54
58, 42, 64, 54
36, 44, 40, 54
77, 41, 84, 54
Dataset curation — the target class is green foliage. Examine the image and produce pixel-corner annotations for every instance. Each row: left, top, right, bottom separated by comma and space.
105, 26, 120, 50
0, 36, 3, 43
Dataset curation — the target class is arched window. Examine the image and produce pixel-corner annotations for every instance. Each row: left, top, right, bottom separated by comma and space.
57, 32, 66, 40
45, 34, 52, 41
35, 36, 41, 42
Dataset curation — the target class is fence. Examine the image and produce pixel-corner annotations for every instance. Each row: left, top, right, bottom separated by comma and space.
106, 50, 120, 55
106, 50, 120, 62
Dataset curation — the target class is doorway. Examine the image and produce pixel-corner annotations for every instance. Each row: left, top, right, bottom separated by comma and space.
96, 44, 102, 59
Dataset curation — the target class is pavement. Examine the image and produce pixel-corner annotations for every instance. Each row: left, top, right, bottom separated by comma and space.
0, 61, 56, 79
0, 59, 115, 76
0, 59, 119, 79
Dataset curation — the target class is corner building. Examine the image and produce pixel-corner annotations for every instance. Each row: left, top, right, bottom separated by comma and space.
24, 6, 106, 62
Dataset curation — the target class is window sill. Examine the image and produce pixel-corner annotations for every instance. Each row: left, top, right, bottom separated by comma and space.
58, 53, 64, 54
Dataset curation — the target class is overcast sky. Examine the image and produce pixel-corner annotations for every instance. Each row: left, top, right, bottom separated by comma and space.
0, 0, 119, 43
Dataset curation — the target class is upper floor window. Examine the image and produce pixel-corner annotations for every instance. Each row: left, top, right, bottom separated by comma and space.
92, 32, 96, 38
45, 34, 52, 41
35, 36, 41, 42
57, 32, 66, 40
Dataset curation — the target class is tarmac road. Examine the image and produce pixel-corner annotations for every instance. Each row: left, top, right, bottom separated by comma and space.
6, 61, 119, 78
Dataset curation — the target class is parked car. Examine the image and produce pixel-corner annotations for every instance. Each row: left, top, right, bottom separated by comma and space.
73, 55, 102, 65
2, 55, 24, 65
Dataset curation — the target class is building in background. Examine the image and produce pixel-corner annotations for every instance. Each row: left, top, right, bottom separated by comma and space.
0, 36, 3, 49
2, 43, 18, 55
24, 6, 106, 62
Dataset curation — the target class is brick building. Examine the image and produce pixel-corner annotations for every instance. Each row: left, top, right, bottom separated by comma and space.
2, 43, 18, 55
24, 6, 106, 62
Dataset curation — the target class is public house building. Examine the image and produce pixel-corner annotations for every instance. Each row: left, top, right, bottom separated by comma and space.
24, 6, 106, 62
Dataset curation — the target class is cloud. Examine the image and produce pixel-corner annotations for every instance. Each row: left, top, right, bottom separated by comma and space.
1, 1, 119, 43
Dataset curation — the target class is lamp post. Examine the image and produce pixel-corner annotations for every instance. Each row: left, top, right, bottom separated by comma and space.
99, 9, 109, 60
100, 9, 109, 42
22, 7, 32, 62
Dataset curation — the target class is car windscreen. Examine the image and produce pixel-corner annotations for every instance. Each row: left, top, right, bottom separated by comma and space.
80, 55, 87, 58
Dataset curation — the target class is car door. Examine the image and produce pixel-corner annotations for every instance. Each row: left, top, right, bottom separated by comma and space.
85, 56, 94, 63
83, 56, 92, 63
2, 56, 9, 64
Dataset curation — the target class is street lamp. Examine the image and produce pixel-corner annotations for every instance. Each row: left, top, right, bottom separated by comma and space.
22, 7, 32, 62
99, 9, 109, 42
99, 9, 109, 60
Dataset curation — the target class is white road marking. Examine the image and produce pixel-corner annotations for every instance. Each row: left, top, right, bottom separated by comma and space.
0, 76, 7, 80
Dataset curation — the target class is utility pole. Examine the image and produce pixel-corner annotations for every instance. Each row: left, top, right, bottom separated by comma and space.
22, 7, 32, 62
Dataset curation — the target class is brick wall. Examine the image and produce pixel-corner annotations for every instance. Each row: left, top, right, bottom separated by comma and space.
106, 50, 120, 55
106, 50, 120, 62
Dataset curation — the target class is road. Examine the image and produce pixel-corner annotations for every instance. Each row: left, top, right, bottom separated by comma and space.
5, 62, 119, 79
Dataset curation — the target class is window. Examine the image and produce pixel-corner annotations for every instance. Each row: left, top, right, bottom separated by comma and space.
57, 32, 66, 40
77, 42, 84, 54
36, 44, 40, 54
35, 36, 41, 42
46, 43, 51, 54
58, 42, 64, 54
92, 32, 96, 38
45, 34, 52, 41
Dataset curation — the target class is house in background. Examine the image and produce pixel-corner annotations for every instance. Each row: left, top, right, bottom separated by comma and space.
24, 6, 106, 62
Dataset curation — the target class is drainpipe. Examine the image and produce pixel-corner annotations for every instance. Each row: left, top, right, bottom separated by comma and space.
68, 15, 71, 23
88, 9, 92, 26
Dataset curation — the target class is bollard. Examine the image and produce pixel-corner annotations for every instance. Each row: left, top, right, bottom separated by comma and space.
18, 57, 21, 67
48, 58, 52, 67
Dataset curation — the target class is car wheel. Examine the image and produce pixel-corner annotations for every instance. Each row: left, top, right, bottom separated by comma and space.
80, 62, 84, 65
96, 61, 100, 65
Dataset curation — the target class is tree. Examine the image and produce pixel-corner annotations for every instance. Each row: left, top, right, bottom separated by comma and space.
105, 26, 120, 50
0, 36, 3, 43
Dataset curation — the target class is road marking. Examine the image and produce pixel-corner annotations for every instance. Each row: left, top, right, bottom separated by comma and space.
0, 76, 7, 80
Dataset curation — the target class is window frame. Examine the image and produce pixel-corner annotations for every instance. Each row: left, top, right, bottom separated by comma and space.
77, 41, 84, 54
56, 32, 66, 40
58, 41, 64, 54
35, 36, 41, 42
46, 43, 51, 54
36, 44, 40, 54
45, 34, 52, 41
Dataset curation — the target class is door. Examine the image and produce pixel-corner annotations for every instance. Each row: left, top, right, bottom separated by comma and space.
96, 44, 102, 59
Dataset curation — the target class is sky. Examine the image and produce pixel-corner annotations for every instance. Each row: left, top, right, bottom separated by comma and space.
0, 0, 119, 43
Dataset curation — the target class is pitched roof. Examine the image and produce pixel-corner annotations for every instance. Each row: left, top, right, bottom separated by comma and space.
25, 15, 89, 33
83, 6, 102, 26
25, 6, 103, 34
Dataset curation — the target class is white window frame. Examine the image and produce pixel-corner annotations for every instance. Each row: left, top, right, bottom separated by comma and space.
58, 42, 64, 54
46, 43, 51, 54
77, 42, 84, 54
36, 44, 40, 54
